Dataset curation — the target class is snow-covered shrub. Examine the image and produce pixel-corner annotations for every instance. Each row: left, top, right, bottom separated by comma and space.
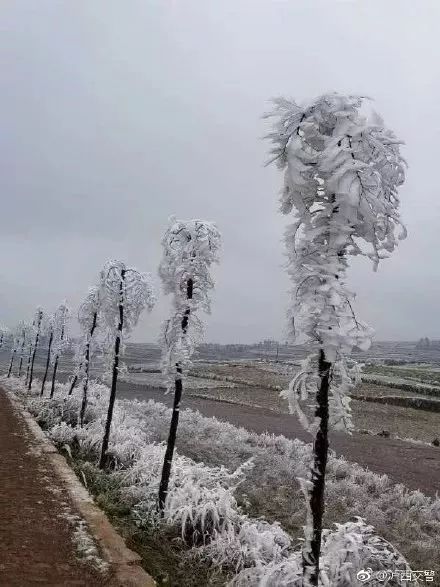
204, 519, 292, 572
231, 519, 409, 586
3, 376, 438, 584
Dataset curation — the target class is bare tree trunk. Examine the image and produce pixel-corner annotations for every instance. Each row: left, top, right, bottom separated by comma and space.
80, 312, 97, 427
25, 345, 33, 386
158, 278, 193, 512
302, 349, 331, 586
158, 371, 182, 511
28, 314, 42, 392
7, 349, 16, 378
99, 269, 125, 469
68, 374, 78, 396
49, 357, 59, 399
40, 331, 53, 396
49, 322, 65, 399
18, 332, 26, 377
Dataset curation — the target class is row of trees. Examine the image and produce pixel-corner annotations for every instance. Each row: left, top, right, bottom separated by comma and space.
1, 92, 407, 584
1, 217, 221, 513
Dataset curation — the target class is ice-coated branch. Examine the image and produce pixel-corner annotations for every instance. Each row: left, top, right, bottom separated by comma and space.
159, 217, 221, 383
100, 260, 156, 365
267, 93, 406, 431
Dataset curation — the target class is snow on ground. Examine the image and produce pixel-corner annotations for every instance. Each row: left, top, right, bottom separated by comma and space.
2, 375, 440, 585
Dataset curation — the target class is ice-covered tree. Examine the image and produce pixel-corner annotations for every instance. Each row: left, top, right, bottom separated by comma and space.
157, 217, 221, 512
49, 302, 70, 398
40, 314, 54, 395
266, 93, 406, 585
27, 307, 44, 391
98, 260, 155, 469
77, 286, 102, 426
7, 326, 21, 378
17, 322, 31, 377
0, 324, 9, 349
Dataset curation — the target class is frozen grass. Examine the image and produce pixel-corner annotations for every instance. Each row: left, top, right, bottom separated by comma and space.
2, 375, 439, 585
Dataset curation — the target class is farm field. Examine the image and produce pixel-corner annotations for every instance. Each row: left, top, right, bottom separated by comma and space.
1, 339, 440, 584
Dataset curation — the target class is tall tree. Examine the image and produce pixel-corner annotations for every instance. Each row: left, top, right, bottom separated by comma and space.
77, 287, 101, 426
98, 260, 155, 469
7, 327, 20, 378
49, 302, 70, 399
157, 218, 221, 512
17, 322, 30, 377
266, 93, 407, 586
25, 316, 36, 386
28, 308, 44, 391
0, 324, 9, 350
40, 314, 54, 396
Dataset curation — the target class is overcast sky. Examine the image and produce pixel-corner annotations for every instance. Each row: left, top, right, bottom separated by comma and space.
1, 1, 439, 343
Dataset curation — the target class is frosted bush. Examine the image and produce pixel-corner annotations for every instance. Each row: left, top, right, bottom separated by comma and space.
2, 376, 438, 582
232, 519, 409, 586
204, 519, 292, 572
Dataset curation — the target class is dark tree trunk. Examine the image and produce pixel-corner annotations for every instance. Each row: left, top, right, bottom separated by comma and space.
99, 270, 125, 469
28, 314, 42, 392
7, 349, 16, 378
158, 277, 193, 512
49, 357, 59, 399
302, 349, 331, 586
25, 345, 33, 387
49, 322, 65, 399
18, 333, 26, 377
80, 311, 98, 427
40, 331, 53, 396
68, 374, 78, 396
0, 333, 3, 348
158, 371, 182, 511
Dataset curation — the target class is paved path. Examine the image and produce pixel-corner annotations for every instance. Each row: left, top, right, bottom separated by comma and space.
118, 382, 440, 496
0, 388, 108, 586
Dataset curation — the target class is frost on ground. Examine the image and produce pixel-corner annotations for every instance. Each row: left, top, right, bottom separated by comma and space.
2, 375, 439, 585
61, 511, 109, 573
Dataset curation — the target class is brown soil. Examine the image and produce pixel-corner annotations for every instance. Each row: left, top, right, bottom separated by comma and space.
0, 388, 109, 586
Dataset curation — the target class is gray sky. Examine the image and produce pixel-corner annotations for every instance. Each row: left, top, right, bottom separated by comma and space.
1, 0, 439, 343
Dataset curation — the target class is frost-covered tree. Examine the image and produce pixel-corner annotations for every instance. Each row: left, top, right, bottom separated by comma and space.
157, 217, 221, 512
7, 326, 21, 378
77, 286, 102, 426
98, 260, 155, 469
40, 314, 54, 396
266, 93, 407, 585
49, 302, 70, 399
17, 322, 31, 377
27, 307, 44, 391
0, 324, 9, 349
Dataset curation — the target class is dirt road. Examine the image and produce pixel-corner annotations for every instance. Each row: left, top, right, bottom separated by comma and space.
0, 388, 107, 586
